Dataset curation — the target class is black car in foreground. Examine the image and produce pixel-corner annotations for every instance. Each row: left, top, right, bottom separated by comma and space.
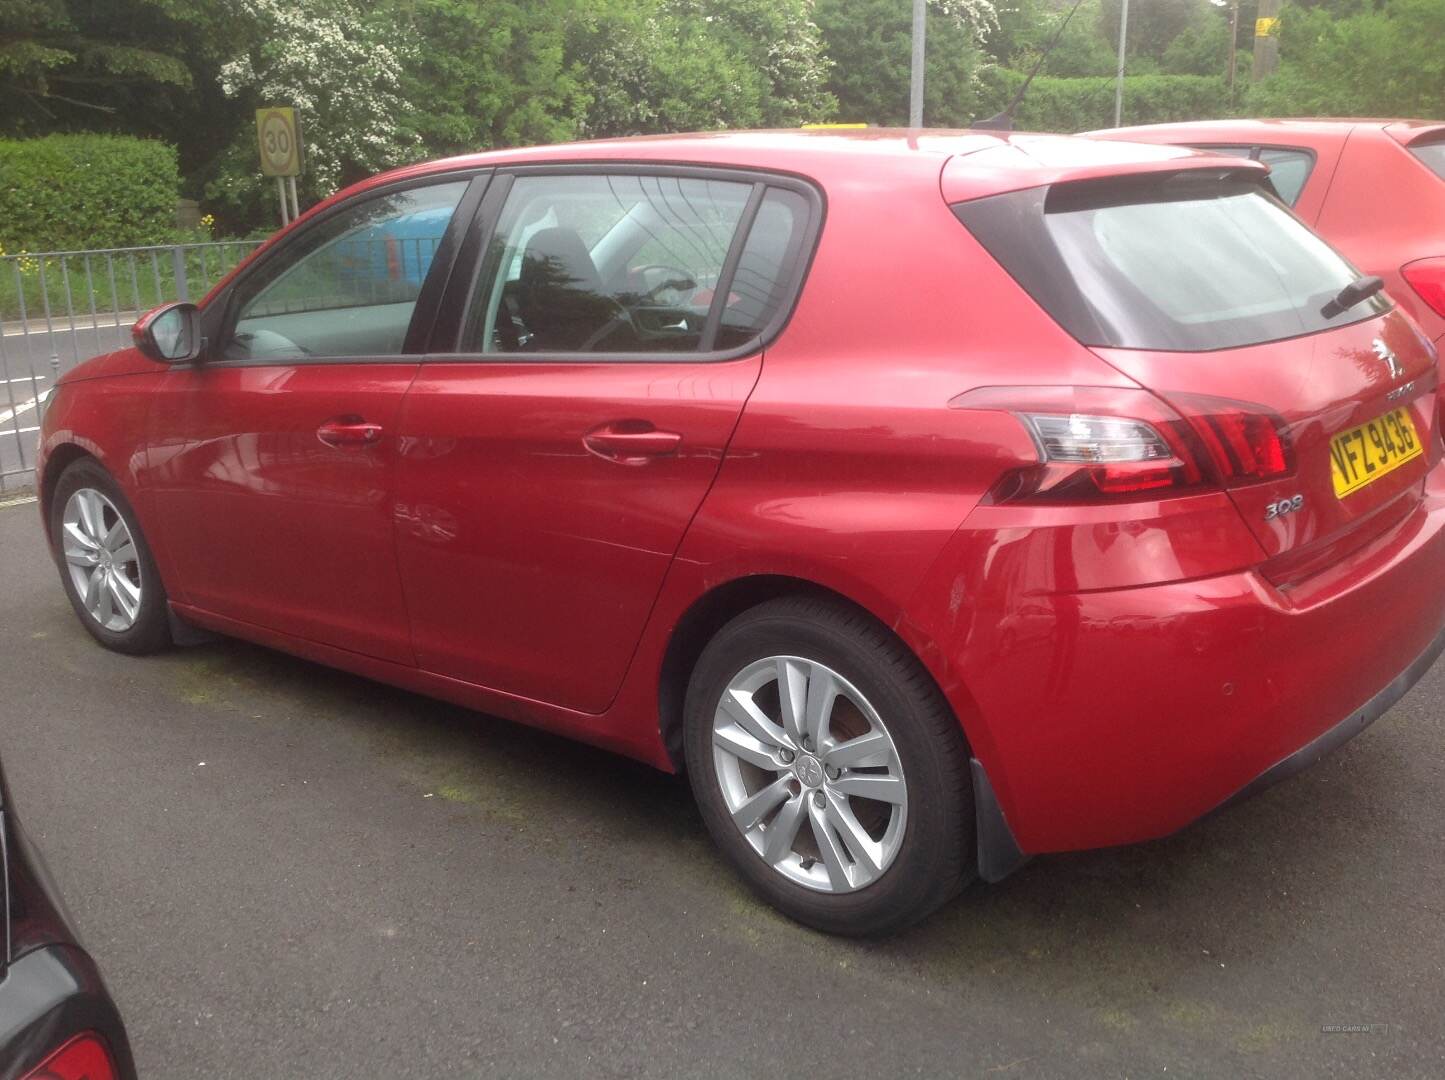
0, 755, 135, 1080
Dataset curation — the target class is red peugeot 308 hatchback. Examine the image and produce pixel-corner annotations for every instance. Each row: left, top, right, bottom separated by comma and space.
37, 131, 1445, 935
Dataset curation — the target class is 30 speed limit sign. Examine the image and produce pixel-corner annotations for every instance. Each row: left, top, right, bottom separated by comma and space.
256, 107, 302, 177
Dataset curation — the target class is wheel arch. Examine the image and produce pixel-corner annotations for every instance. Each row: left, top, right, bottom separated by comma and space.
656, 573, 976, 772
38, 443, 99, 540
659, 572, 1020, 899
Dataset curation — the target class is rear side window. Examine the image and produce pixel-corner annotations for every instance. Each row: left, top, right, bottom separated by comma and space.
1256, 148, 1313, 205
1409, 139, 1445, 181
716, 189, 811, 350
1186, 145, 1313, 206
954, 175, 1384, 352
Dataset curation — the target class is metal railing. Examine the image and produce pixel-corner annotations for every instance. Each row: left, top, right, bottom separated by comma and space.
0, 240, 263, 492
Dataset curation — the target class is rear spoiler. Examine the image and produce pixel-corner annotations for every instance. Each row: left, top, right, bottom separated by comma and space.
942, 138, 1270, 204
1385, 121, 1445, 148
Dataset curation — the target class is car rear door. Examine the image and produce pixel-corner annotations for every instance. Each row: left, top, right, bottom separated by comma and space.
146, 173, 486, 663
392, 167, 819, 712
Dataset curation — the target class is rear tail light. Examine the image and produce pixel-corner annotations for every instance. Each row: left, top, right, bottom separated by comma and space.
1402, 257, 1445, 319
1169, 395, 1293, 483
21, 1033, 118, 1080
1017, 411, 1200, 496
951, 385, 1292, 504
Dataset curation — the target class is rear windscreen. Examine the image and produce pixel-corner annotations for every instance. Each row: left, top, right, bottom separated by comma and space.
953, 175, 1388, 352
1410, 139, 1445, 181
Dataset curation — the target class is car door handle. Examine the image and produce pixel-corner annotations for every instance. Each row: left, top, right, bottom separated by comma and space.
317, 416, 384, 449
583, 422, 683, 465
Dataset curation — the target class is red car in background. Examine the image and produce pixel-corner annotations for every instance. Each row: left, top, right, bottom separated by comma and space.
1089, 119, 1445, 348
34, 130, 1445, 935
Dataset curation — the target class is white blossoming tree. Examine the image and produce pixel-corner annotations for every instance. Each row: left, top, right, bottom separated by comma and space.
210, 0, 420, 216
933, 0, 1001, 43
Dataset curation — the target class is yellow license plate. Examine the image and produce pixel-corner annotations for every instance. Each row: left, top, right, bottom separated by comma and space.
1329, 407, 1423, 498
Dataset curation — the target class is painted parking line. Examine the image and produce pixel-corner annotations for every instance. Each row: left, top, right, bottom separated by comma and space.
0, 397, 40, 426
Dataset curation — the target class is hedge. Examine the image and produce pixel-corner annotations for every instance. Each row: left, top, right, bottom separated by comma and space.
0, 135, 181, 255
977, 69, 1232, 134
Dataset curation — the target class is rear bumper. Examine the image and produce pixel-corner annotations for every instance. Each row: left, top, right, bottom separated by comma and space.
973, 618, 1445, 880
1210, 620, 1445, 815
926, 472, 1445, 860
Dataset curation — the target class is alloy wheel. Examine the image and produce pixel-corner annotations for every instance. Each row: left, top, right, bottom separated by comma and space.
711, 655, 908, 893
61, 487, 143, 632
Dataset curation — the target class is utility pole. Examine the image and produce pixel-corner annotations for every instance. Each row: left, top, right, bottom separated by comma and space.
1252, 0, 1282, 81
1113, 0, 1129, 127
1227, 0, 1240, 98
909, 0, 926, 127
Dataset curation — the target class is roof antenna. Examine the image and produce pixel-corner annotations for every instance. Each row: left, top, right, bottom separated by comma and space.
972, 0, 1088, 131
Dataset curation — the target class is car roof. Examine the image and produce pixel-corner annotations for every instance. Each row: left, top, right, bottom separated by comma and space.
328, 128, 1261, 215
1088, 118, 1445, 148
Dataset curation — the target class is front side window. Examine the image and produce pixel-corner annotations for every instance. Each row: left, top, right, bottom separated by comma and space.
462, 173, 808, 356
224, 180, 468, 360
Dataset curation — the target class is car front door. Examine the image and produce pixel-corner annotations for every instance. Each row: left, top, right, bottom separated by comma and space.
145, 174, 484, 663
393, 168, 819, 712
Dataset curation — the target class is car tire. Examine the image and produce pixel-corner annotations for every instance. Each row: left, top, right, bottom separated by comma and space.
49, 458, 171, 655
683, 595, 975, 936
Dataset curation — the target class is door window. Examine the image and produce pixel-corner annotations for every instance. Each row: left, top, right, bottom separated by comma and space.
462, 174, 807, 356
224, 180, 469, 361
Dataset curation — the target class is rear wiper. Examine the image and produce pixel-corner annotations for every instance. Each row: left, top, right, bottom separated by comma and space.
1321, 275, 1385, 319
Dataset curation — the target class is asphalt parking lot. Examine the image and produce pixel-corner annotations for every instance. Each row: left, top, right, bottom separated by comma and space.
2, 501, 1443, 1079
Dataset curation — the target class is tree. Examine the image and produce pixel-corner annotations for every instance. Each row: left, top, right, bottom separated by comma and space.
1098, 0, 1208, 61
0, 0, 193, 135
1160, 4, 1232, 75
393, 0, 584, 156
567, 0, 764, 135
566, 0, 835, 137
994, 0, 1118, 78
666, 0, 835, 125
1247, 0, 1445, 118
815, 0, 998, 126
211, 0, 421, 218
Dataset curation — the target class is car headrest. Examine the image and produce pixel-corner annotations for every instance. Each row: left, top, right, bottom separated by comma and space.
519, 227, 602, 299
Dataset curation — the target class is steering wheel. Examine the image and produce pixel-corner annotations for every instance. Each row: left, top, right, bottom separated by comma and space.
230, 327, 313, 360
569, 265, 695, 351
632, 264, 698, 303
